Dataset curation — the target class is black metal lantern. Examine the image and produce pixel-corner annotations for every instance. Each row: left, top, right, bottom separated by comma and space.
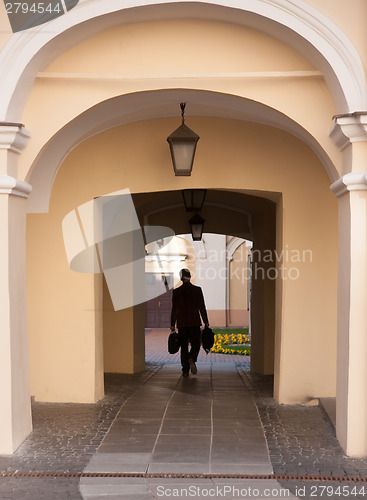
182, 189, 207, 212
189, 213, 205, 241
167, 103, 200, 176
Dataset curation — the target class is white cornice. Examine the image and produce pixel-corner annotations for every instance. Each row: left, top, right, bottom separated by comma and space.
329, 113, 367, 151
330, 172, 367, 198
0, 125, 31, 154
0, 175, 32, 197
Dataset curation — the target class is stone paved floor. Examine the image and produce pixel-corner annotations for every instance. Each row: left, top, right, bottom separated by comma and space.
0, 368, 159, 499
240, 368, 367, 499
1, 331, 367, 499
145, 328, 251, 365
79, 363, 294, 499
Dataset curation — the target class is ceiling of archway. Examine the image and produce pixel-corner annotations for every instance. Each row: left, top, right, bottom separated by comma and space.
132, 188, 277, 240
2, 0, 366, 122
26, 89, 337, 213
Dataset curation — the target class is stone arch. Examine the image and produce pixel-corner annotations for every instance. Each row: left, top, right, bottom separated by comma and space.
0, 0, 366, 122
26, 89, 339, 214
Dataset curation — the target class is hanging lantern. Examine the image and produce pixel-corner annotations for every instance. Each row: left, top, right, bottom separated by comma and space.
167, 102, 200, 176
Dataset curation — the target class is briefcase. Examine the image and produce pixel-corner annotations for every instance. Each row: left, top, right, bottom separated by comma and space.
201, 326, 214, 354
168, 331, 180, 354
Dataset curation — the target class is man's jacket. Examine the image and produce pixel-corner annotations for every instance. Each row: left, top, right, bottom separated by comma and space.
171, 282, 208, 328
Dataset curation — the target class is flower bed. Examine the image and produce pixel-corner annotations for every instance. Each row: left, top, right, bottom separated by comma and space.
211, 331, 251, 356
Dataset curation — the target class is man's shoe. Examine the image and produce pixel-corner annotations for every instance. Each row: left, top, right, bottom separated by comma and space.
182, 372, 189, 377
188, 358, 197, 374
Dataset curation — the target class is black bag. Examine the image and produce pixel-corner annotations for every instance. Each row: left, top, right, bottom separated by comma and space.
201, 326, 214, 354
168, 331, 180, 354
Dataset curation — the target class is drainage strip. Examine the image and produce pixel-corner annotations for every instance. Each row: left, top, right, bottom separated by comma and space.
1, 472, 367, 482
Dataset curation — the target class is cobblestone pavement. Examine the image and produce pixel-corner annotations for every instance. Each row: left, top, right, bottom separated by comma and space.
0, 368, 159, 499
239, 368, 367, 499
1, 331, 367, 499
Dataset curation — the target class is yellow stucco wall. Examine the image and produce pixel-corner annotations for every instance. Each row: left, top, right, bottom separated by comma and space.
229, 242, 250, 327
26, 115, 337, 403
19, 18, 339, 183
1, 1, 366, 70
305, 0, 367, 68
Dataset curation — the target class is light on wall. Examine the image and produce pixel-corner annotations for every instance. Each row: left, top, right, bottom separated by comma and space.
182, 189, 207, 212
189, 213, 205, 241
167, 103, 200, 176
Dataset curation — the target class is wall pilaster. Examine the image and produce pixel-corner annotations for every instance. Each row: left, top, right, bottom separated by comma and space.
330, 113, 367, 457
0, 123, 32, 453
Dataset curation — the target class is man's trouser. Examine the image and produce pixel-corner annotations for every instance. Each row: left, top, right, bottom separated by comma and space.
178, 326, 201, 373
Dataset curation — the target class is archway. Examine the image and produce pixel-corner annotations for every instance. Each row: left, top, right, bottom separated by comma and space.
2, 0, 356, 455
25, 89, 339, 214
127, 189, 276, 375
0, 0, 366, 123
26, 115, 337, 410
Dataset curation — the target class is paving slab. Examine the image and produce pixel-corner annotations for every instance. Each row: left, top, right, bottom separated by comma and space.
147, 479, 297, 500
147, 462, 210, 473
210, 463, 273, 474
2, 333, 367, 498
81, 494, 155, 500
84, 453, 152, 473
80, 362, 272, 498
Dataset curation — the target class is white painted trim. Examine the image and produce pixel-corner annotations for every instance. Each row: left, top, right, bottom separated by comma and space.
329, 114, 367, 151
37, 70, 323, 81
0, 175, 32, 197
0, 0, 366, 120
330, 172, 367, 198
0, 125, 31, 154
226, 236, 247, 261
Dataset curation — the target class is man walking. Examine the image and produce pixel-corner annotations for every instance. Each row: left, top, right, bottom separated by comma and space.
170, 268, 209, 377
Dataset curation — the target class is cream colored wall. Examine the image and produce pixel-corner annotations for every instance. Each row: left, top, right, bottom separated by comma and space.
250, 207, 276, 376
26, 115, 337, 403
275, 183, 338, 402
229, 243, 250, 327
304, 0, 367, 68
0, 194, 32, 453
19, 18, 339, 182
274, 197, 284, 400
103, 289, 146, 374
193, 234, 227, 327
45, 20, 315, 74
335, 189, 367, 456
1, 1, 367, 77
27, 212, 104, 402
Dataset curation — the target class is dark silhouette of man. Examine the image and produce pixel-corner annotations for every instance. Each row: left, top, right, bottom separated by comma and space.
170, 268, 209, 377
